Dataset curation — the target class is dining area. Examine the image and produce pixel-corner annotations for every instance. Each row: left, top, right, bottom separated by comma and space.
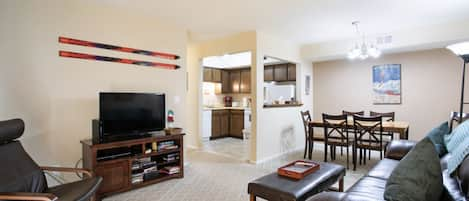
300, 110, 410, 170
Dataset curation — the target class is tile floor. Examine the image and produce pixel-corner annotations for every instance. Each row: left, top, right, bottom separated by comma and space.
104, 142, 381, 201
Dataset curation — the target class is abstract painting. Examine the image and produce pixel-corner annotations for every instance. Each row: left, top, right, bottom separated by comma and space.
372, 64, 401, 104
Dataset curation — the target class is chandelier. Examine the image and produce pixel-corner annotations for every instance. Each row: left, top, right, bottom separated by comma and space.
347, 21, 381, 60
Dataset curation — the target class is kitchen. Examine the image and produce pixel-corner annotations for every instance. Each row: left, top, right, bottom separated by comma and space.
201, 51, 252, 160
200, 52, 299, 161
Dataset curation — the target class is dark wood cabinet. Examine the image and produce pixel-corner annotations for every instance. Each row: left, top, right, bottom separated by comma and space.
96, 160, 129, 195
211, 109, 245, 139
264, 63, 296, 82
81, 134, 184, 199
274, 64, 288, 81
230, 110, 244, 138
264, 66, 274, 81
211, 112, 222, 138
211, 110, 230, 139
203, 67, 222, 83
220, 110, 230, 137
221, 70, 231, 93
287, 63, 296, 81
203, 68, 212, 82
240, 69, 251, 93
212, 69, 221, 82
230, 70, 241, 93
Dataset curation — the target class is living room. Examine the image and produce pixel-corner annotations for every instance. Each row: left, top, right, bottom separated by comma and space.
1, 0, 469, 201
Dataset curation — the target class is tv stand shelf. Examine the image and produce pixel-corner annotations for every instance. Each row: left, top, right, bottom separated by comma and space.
81, 133, 184, 200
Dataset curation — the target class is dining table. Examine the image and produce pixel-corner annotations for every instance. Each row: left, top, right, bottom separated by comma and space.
306, 119, 410, 160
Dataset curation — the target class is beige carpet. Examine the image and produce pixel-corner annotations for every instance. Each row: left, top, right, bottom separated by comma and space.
104, 142, 381, 201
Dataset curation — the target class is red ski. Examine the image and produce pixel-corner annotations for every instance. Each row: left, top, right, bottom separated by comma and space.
59, 51, 180, 70
59, 36, 179, 60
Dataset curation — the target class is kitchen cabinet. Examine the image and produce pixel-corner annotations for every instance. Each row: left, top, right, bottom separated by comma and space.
274, 64, 288, 81
203, 68, 212, 82
211, 109, 245, 139
221, 70, 231, 93
264, 66, 274, 81
203, 67, 222, 83
287, 63, 296, 81
230, 110, 244, 138
211, 110, 230, 139
264, 63, 296, 82
240, 69, 251, 93
230, 70, 241, 93
212, 69, 221, 82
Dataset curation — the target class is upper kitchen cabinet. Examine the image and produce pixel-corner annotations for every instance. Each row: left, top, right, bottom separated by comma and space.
287, 63, 296, 81
240, 69, 251, 93
221, 70, 231, 93
274, 64, 288, 81
203, 67, 222, 83
264, 66, 274, 81
263, 63, 296, 82
230, 70, 241, 93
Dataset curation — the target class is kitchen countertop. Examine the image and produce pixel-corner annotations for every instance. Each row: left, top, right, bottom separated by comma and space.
203, 106, 251, 111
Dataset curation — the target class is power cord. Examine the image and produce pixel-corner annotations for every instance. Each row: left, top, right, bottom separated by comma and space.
75, 158, 83, 179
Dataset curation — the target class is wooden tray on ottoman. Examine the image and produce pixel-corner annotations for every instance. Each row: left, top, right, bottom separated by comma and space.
278, 160, 320, 180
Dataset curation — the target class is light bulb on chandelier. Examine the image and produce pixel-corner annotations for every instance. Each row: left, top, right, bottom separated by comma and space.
347, 21, 381, 60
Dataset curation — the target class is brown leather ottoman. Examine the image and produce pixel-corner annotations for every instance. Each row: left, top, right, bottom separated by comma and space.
248, 161, 345, 201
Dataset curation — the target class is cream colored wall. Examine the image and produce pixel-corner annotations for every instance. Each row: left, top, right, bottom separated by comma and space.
255, 31, 313, 162
313, 49, 462, 140
0, 0, 187, 169
186, 32, 258, 161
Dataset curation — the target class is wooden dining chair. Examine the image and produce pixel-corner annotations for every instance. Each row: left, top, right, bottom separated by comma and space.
301, 110, 312, 159
342, 110, 365, 116
352, 115, 387, 171
369, 111, 395, 160
322, 113, 353, 169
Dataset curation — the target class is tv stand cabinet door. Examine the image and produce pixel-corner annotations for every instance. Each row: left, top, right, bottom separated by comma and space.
95, 160, 129, 195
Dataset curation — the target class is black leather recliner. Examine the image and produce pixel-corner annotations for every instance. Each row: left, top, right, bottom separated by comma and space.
0, 119, 102, 201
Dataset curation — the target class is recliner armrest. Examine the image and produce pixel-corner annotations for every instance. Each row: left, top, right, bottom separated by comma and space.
0, 192, 58, 201
306, 192, 347, 201
385, 140, 417, 160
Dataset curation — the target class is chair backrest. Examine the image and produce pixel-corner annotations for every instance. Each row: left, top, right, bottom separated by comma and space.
449, 111, 469, 132
0, 119, 47, 193
322, 113, 349, 140
300, 110, 312, 138
353, 115, 383, 144
342, 110, 365, 117
370, 111, 395, 122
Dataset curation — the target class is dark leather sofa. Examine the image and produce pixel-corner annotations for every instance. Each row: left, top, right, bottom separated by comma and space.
307, 140, 469, 201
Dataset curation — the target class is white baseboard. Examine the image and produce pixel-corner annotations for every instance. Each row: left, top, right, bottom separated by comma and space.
251, 147, 303, 164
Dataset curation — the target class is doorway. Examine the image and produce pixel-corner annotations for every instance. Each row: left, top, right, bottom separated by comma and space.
199, 51, 253, 161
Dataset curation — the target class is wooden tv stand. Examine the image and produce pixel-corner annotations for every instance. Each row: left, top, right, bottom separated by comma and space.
81, 133, 184, 199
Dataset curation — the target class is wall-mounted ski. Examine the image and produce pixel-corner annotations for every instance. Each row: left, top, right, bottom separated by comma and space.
59, 51, 180, 70
59, 36, 180, 60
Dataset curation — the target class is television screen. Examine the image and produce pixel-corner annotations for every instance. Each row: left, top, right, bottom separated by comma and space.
99, 92, 165, 135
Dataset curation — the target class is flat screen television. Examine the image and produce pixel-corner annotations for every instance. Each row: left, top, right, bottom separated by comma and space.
99, 92, 165, 138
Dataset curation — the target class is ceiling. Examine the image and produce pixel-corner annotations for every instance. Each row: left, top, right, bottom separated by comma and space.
95, 0, 469, 45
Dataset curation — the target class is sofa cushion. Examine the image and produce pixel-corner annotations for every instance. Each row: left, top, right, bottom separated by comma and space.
444, 120, 469, 174
384, 138, 443, 201
346, 176, 387, 201
426, 121, 450, 157
459, 156, 469, 198
366, 158, 399, 180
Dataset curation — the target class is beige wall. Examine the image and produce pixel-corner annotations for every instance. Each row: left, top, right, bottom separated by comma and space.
313, 48, 462, 140
256, 31, 313, 162
186, 32, 258, 161
0, 0, 187, 169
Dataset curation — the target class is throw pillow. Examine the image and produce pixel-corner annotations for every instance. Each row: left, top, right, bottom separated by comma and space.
384, 138, 443, 201
425, 121, 450, 157
444, 120, 469, 174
